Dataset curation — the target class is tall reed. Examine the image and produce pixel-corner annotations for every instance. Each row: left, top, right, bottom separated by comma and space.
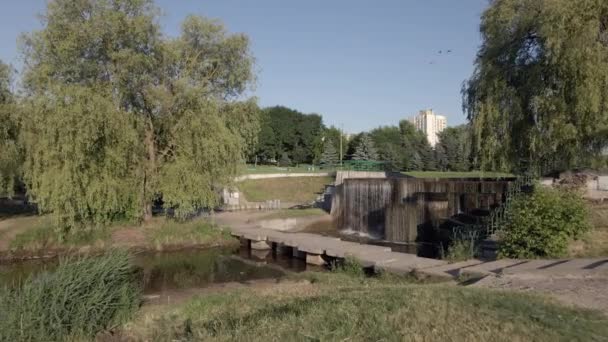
0, 250, 141, 341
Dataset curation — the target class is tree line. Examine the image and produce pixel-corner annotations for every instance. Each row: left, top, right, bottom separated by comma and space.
251, 105, 473, 172
2, 0, 607, 233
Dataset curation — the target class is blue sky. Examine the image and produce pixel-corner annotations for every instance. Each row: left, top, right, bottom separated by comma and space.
0, 0, 489, 133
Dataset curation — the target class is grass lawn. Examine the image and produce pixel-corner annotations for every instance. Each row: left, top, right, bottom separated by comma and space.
6, 216, 235, 253
259, 208, 327, 220
147, 220, 234, 250
569, 202, 608, 257
239, 164, 335, 175
403, 171, 515, 178
123, 270, 608, 341
238, 176, 333, 203
9, 216, 113, 251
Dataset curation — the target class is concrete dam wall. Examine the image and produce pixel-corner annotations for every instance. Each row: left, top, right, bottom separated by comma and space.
331, 177, 513, 243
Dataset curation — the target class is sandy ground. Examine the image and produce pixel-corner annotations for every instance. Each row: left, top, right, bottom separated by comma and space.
472, 273, 608, 316
212, 210, 333, 233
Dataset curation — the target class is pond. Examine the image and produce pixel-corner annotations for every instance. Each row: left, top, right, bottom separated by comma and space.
0, 247, 315, 295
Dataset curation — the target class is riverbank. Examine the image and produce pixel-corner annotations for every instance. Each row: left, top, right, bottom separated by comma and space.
118, 266, 608, 341
0, 215, 237, 262
3, 245, 608, 341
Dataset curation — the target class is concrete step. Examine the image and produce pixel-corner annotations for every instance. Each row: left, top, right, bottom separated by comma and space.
526, 258, 608, 276
417, 259, 485, 279
375, 253, 446, 274
458, 259, 522, 278
500, 259, 559, 274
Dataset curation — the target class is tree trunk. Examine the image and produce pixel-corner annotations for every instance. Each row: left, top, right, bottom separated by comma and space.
142, 118, 156, 222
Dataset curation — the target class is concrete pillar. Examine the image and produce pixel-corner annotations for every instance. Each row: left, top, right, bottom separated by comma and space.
250, 240, 271, 250
273, 242, 291, 256
306, 253, 326, 266
239, 237, 249, 248
250, 249, 271, 260
292, 247, 306, 260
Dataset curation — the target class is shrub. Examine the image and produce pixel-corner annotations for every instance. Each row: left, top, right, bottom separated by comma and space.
499, 186, 590, 258
445, 227, 481, 262
330, 257, 365, 278
0, 250, 141, 341
446, 239, 477, 262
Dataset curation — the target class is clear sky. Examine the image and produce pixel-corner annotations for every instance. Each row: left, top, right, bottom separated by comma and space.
0, 0, 489, 133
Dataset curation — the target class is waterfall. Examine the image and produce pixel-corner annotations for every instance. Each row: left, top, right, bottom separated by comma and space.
332, 177, 512, 243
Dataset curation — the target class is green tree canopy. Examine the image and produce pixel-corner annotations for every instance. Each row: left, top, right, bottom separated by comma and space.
253, 106, 323, 164
320, 140, 339, 166
323, 125, 343, 161
0, 61, 20, 197
369, 126, 406, 170
352, 133, 378, 161
398, 120, 431, 171
21, 0, 259, 227
436, 125, 471, 172
463, 0, 608, 174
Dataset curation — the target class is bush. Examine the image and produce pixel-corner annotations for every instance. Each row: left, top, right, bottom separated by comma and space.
499, 186, 590, 258
0, 250, 141, 341
445, 227, 481, 262
330, 257, 365, 278
446, 239, 477, 262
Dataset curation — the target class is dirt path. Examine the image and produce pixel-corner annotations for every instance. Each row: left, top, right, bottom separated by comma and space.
212, 210, 333, 233
472, 274, 608, 316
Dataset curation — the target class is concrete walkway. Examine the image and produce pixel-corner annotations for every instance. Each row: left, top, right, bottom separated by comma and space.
227, 225, 446, 271
226, 225, 608, 281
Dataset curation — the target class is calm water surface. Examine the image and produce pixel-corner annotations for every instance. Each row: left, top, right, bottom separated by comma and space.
0, 247, 316, 294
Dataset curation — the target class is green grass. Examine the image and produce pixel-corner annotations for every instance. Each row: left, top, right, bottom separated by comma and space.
9, 217, 112, 251
403, 171, 515, 178
123, 269, 608, 341
239, 164, 335, 175
238, 176, 333, 203
569, 202, 608, 257
0, 250, 141, 341
259, 208, 327, 220
148, 219, 234, 250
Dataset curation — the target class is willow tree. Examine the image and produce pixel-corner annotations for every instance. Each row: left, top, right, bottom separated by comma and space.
0, 61, 20, 197
21, 0, 259, 228
463, 0, 608, 173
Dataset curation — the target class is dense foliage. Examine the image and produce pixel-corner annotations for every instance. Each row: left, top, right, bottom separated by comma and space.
0, 61, 20, 197
464, 0, 608, 173
368, 126, 406, 169
254, 106, 323, 165
352, 133, 378, 161
499, 186, 591, 258
347, 120, 471, 172
435, 125, 471, 172
320, 140, 339, 166
19, 0, 259, 227
0, 251, 141, 341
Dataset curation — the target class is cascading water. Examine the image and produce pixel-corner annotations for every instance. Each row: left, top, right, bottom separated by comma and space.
332, 177, 512, 243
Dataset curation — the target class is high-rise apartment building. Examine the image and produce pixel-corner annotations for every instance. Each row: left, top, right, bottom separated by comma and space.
410, 109, 447, 147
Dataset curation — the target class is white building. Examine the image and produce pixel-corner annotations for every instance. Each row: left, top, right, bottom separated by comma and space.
410, 109, 447, 147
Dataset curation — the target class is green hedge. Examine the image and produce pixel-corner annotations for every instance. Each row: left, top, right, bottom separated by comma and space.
0, 250, 141, 341
499, 186, 590, 258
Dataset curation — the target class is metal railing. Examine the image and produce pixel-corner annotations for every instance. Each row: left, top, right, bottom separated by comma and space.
486, 174, 534, 236
450, 174, 535, 242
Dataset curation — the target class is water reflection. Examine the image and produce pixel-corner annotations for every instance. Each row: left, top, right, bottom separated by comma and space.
0, 247, 301, 293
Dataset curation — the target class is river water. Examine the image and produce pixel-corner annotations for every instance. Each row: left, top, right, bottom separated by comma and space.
0, 247, 315, 294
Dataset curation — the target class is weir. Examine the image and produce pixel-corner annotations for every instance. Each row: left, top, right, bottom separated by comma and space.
330, 176, 514, 243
